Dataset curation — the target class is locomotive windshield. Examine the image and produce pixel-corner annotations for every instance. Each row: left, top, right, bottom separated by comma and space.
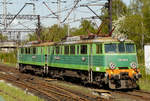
118, 43, 125, 53
105, 43, 117, 53
105, 43, 135, 53
126, 43, 135, 53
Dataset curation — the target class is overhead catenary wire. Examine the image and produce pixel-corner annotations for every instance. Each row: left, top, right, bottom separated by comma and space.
41, 0, 106, 21
65, 16, 100, 24
24, 0, 104, 26
0, 0, 108, 31
61, 0, 80, 23
80, 5, 102, 20
43, 2, 58, 18
29, 0, 103, 21
8, 3, 35, 27
17, 21, 35, 31
41, 5, 79, 20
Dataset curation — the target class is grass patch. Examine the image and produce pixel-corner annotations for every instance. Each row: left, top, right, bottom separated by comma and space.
0, 51, 17, 64
139, 79, 150, 91
0, 81, 44, 101
0, 62, 16, 68
138, 64, 150, 91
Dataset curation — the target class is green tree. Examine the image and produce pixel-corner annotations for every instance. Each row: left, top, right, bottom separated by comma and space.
118, 0, 150, 49
118, 15, 146, 49
100, 0, 128, 34
112, 0, 150, 63
0, 33, 8, 41
48, 24, 68, 42
28, 24, 68, 42
71, 20, 96, 36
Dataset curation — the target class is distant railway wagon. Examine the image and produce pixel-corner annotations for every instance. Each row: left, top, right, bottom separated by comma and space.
18, 35, 141, 89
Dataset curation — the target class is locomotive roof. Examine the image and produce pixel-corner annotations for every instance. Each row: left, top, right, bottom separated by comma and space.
21, 37, 133, 47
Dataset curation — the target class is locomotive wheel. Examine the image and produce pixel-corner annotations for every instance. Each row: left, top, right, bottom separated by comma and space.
19, 64, 25, 73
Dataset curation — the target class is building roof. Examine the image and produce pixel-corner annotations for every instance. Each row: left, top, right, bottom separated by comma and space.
0, 41, 17, 48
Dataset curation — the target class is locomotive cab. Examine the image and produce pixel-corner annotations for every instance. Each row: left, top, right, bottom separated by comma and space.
104, 42, 141, 89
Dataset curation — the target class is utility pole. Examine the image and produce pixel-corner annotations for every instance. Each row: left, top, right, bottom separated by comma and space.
37, 15, 41, 41
57, 0, 61, 27
1, 0, 12, 30
67, 18, 70, 36
51, 0, 61, 26
108, 0, 112, 33
3, 0, 7, 29
33, 3, 35, 15
0, 2, 37, 41
52, 0, 66, 26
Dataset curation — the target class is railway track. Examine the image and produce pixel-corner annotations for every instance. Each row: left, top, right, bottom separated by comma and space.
0, 65, 105, 101
126, 90, 150, 100
92, 88, 150, 101
0, 73, 58, 101
1, 64, 150, 101
113, 90, 150, 101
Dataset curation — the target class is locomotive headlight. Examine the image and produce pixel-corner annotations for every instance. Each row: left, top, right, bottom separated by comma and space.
109, 62, 116, 69
130, 62, 137, 69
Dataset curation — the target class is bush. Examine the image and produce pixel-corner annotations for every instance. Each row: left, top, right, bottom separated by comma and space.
137, 49, 144, 64
0, 50, 17, 64
138, 64, 150, 91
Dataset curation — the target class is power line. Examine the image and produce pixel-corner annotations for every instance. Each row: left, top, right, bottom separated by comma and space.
62, 0, 80, 23
40, 5, 80, 20
80, 5, 102, 20
8, 3, 36, 27
65, 16, 100, 24
43, 2, 58, 18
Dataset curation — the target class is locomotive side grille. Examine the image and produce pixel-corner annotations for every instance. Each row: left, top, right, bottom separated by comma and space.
118, 67, 128, 69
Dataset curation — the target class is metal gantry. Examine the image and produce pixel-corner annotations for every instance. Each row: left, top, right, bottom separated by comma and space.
0, 1, 39, 41
0, 0, 112, 41
0, 14, 38, 20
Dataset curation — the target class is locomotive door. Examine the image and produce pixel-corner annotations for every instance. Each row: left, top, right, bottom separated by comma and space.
44, 47, 48, 74
88, 44, 93, 82
45, 47, 48, 65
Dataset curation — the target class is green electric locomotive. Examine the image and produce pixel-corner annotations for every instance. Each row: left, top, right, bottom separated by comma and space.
18, 35, 141, 89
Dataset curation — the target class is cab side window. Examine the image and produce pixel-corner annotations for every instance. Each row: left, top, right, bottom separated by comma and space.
21, 48, 24, 54
77, 45, 79, 54
33, 47, 36, 54
70, 45, 75, 54
81, 45, 87, 54
60, 46, 63, 54
96, 44, 102, 54
25, 48, 28, 54
64, 46, 69, 54
28, 48, 30, 54
56, 46, 60, 54
41, 47, 43, 54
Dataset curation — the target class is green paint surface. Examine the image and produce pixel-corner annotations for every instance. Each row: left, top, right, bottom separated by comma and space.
0, 96, 5, 101
18, 42, 138, 72
105, 54, 138, 69
18, 53, 138, 72
19, 54, 45, 66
